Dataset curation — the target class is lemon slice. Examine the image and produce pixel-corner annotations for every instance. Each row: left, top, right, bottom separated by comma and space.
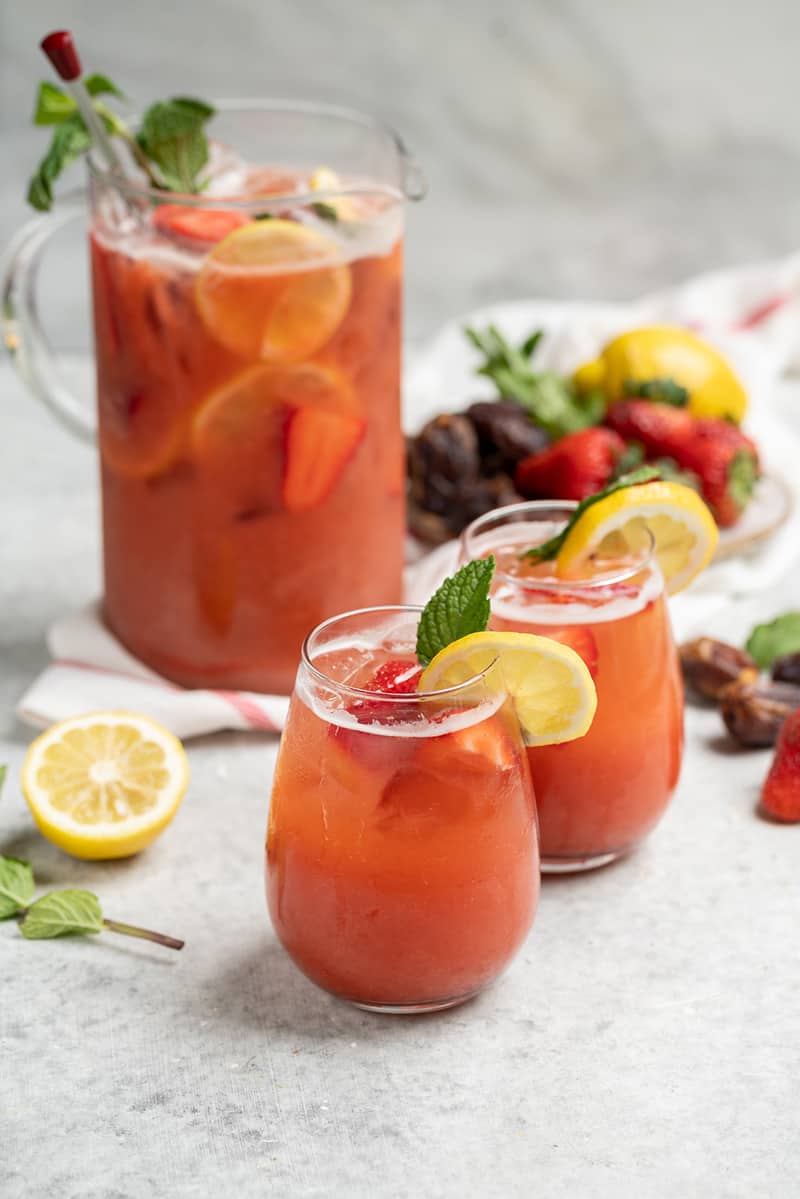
22, 712, 189, 860
195, 219, 352, 362
419, 632, 597, 747
309, 166, 358, 220
555, 480, 718, 595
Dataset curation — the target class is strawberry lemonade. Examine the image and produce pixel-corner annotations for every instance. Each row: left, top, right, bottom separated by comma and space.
267, 607, 540, 1011
89, 110, 411, 692
461, 494, 711, 869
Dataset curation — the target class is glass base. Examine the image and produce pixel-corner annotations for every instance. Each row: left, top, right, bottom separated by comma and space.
541, 849, 626, 874
351, 990, 481, 1015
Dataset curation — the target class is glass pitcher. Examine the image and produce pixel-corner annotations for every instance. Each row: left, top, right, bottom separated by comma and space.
2, 100, 425, 693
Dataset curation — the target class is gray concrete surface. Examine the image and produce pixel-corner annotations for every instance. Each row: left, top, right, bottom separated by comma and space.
2, 366, 800, 1198
3, 1, 800, 1195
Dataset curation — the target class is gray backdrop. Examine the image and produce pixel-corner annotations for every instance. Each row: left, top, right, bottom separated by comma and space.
3, 0, 800, 346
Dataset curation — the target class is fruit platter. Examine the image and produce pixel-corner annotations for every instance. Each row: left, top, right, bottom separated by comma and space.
406, 321, 792, 555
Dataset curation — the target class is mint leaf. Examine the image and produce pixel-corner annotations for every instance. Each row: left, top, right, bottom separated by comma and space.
523, 466, 660, 562
623, 377, 690, 407
136, 97, 215, 193
33, 81, 76, 125
85, 74, 124, 99
27, 112, 91, 210
20, 890, 104, 940
465, 324, 606, 439
33, 75, 123, 127
311, 200, 339, 222
746, 613, 800, 669
416, 557, 495, 666
0, 855, 35, 921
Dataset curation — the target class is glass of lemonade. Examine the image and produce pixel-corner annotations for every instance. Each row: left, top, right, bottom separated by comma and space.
3, 101, 423, 692
462, 502, 684, 871
266, 606, 539, 1013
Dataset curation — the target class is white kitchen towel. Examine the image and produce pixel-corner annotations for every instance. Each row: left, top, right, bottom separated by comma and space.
17, 253, 800, 738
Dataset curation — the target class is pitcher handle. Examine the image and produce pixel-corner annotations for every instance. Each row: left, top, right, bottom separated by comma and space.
1, 191, 96, 444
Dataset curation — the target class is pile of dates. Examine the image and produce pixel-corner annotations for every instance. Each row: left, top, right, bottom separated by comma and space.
406, 403, 549, 544
680, 637, 800, 746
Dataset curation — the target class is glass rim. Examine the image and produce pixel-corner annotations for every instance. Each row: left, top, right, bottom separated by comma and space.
301, 604, 501, 702
87, 96, 423, 209
461, 499, 657, 592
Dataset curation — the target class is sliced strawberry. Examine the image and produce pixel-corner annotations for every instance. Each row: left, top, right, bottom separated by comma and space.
540, 626, 599, 677
282, 406, 366, 512
152, 205, 249, 244
439, 720, 517, 770
760, 709, 800, 822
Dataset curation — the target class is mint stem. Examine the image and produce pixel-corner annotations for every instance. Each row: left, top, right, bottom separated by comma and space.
102, 918, 184, 951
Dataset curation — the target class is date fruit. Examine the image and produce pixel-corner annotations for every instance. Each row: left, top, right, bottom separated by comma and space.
719, 679, 800, 748
680, 637, 758, 701
771, 652, 800, 686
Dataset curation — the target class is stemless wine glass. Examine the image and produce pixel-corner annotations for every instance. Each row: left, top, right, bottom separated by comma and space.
266, 606, 539, 1013
2, 101, 425, 693
461, 502, 684, 872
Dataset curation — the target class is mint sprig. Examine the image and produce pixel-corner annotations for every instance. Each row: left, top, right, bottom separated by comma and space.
0, 854, 183, 951
135, 97, 215, 194
28, 75, 215, 210
416, 557, 495, 666
465, 324, 606, 439
523, 466, 661, 563
746, 612, 800, 669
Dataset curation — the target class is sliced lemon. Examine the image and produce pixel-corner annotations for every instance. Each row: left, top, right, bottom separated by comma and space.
195, 219, 352, 363
309, 166, 359, 221
555, 480, 718, 595
22, 712, 189, 860
419, 632, 597, 747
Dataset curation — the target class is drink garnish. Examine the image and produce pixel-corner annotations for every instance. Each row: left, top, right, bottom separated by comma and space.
543, 474, 719, 596
0, 854, 183, 950
464, 324, 605, 440
522, 466, 660, 563
416, 557, 495, 667
29, 30, 215, 209
415, 561, 598, 744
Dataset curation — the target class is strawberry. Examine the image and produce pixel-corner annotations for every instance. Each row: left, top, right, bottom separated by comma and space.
347, 659, 422, 725
760, 709, 800, 822
605, 399, 695, 458
282, 407, 366, 512
675, 420, 760, 528
152, 205, 249, 244
370, 660, 423, 695
515, 428, 627, 501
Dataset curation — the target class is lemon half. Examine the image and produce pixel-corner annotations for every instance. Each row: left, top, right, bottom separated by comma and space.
22, 712, 189, 860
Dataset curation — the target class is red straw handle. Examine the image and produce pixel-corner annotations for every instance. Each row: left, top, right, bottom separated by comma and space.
40, 30, 81, 81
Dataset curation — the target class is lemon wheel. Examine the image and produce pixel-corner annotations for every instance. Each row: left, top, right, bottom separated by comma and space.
419, 631, 597, 747
555, 480, 719, 595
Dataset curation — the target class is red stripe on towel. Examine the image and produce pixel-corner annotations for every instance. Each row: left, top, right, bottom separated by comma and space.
53, 657, 279, 731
